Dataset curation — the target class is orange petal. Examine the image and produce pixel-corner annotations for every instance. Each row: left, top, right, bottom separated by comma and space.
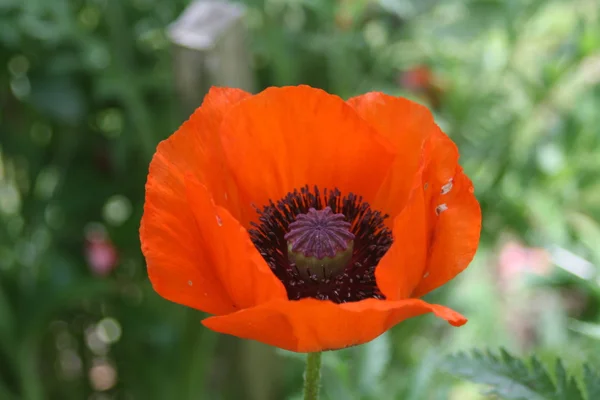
375, 181, 428, 300
347, 92, 439, 219
219, 86, 396, 218
141, 173, 234, 315
184, 174, 287, 309
150, 87, 251, 223
412, 131, 481, 297
141, 87, 285, 315
202, 298, 466, 353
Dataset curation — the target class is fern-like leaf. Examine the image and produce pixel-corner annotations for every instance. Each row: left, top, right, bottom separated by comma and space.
441, 348, 600, 400
584, 364, 600, 400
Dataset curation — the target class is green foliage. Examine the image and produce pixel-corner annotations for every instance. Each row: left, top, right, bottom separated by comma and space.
443, 349, 600, 400
1, 0, 600, 399
584, 364, 600, 400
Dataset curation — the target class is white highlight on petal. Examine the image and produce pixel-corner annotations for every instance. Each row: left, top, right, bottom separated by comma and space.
441, 178, 453, 195
435, 204, 448, 215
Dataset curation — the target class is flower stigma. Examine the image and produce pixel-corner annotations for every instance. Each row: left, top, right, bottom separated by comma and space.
284, 207, 355, 280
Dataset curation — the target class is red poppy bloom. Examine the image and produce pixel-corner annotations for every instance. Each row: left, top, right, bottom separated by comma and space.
140, 85, 481, 353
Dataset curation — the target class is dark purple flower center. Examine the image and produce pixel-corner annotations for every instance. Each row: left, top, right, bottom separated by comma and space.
284, 207, 355, 259
249, 186, 393, 303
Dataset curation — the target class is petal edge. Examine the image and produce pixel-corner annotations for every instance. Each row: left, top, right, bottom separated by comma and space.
202, 298, 466, 353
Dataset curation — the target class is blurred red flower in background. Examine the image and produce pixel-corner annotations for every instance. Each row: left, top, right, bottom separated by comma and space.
398, 65, 444, 109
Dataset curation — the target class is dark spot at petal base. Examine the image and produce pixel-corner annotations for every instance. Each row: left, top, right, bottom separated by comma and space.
249, 186, 393, 303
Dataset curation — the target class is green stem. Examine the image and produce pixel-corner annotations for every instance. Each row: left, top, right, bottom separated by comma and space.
303, 352, 322, 400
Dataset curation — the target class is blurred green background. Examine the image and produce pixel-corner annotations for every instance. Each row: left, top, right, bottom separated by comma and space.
1, 0, 600, 399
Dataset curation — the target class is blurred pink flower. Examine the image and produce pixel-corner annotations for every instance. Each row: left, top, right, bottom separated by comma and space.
498, 240, 551, 282
496, 240, 553, 350
85, 228, 118, 276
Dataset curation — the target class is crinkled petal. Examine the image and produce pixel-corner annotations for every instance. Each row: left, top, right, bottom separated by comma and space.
413, 165, 481, 297
184, 175, 287, 309
202, 298, 466, 353
411, 130, 481, 297
348, 93, 480, 298
347, 92, 438, 219
147, 87, 251, 222
219, 86, 396, 217
375, 180, 428, 300
141, 87, 288, 315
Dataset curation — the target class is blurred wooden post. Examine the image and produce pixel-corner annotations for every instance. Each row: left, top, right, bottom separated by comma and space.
168, 0, 255, 116
168, 3, 279, 400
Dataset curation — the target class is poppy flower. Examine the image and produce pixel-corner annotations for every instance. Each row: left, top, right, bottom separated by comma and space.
140, 85, 481, 353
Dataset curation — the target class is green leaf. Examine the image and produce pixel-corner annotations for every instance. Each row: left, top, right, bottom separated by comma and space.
584, 364, 600, 400
554, 359, 584, 400
442, 349, 546, 400
441, 348, 599, 400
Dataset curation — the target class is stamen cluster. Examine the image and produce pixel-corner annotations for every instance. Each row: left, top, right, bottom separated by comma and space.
249, 186, 393, 303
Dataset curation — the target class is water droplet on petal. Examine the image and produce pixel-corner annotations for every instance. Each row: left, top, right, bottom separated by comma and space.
188, 280, 193, 286
435, 204, 448, 215
216, 215, 223, 226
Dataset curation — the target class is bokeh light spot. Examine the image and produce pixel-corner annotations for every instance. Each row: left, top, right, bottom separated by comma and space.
103, 195, 132, 226
96, 318, 122, 344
